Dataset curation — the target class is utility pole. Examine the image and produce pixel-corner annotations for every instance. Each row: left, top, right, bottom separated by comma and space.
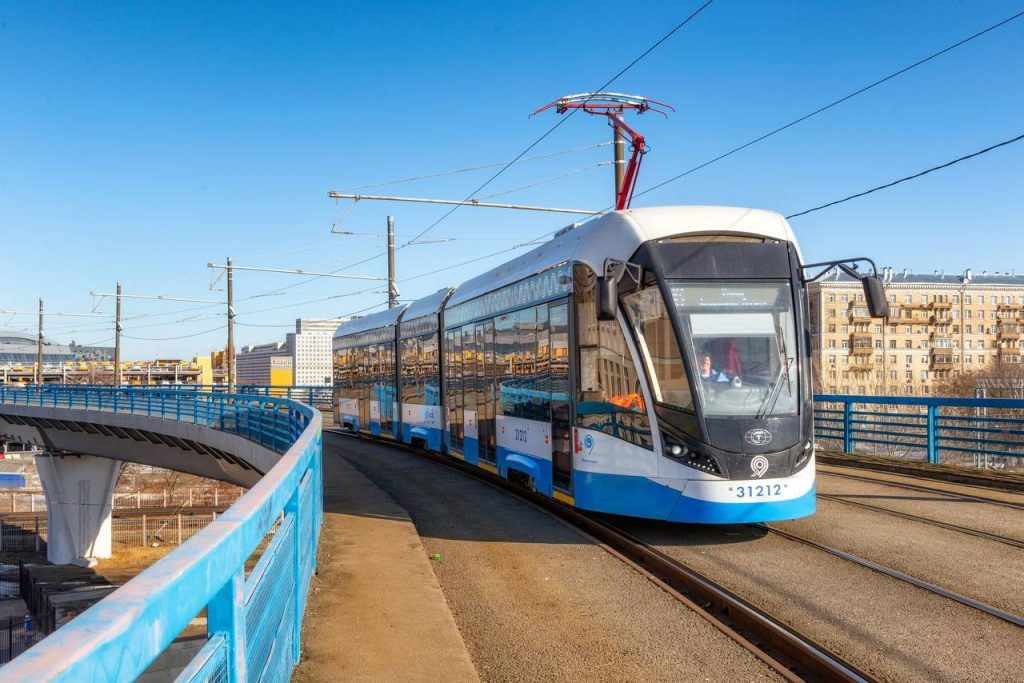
613, 125, 626, 199
36, 299, 43, 385
226, 257, 235, 393
387, 216, 397, 309
113, 282, 123, 387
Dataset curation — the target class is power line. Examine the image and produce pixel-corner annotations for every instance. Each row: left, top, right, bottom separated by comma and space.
400, 0, 717, 248
337, 141, 612, 191
634, 8, 1024, 200
786, 132, 1024, 219
476, 161, 613, 200
259, 37, 704, 304
123, 325, 226, 342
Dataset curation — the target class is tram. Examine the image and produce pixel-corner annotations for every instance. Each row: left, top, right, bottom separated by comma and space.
332, 205, 887, 523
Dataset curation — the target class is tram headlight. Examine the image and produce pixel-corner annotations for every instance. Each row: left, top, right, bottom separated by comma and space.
665, 443, 688, 458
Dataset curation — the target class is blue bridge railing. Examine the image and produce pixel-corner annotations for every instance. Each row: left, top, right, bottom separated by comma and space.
814, 394, 1024, 468
0, 385, 323, 682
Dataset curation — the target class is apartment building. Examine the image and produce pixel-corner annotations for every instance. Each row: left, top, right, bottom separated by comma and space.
808, 269, 1024, 396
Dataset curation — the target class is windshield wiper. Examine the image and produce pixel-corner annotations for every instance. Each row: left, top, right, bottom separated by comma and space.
757, 324, 794, 419
757, 356, 793, 419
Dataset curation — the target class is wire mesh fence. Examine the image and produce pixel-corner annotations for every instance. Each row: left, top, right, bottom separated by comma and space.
0, 488, 243, 514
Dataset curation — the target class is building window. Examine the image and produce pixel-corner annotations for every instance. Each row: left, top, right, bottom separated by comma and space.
953, 295, 959, 304
905, 355, 913, 364
991, 296, 997, 305
840, 294, 848, 303
921, 294, 929, 304
921, 370, 928, 380
964, 295, 972, 304
828, 339, 836, 349
903, 295, 912, 304
828, 294, 835, 303
874, 340, 882, 348
828, 324, 836, 333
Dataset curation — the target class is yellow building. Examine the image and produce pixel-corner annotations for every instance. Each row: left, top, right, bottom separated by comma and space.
809, 269, 1024, 396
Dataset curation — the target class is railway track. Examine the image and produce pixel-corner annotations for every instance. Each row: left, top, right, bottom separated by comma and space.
817, 492, 1024, 549
819, 469, 1024, 512
760, 524, 1024, 628
327, 430, 874, 682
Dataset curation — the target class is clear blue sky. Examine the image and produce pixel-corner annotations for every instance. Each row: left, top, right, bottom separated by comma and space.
2, 1, 1022, 359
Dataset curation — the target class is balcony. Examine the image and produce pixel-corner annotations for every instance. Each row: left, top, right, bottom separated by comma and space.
930, 350, 955, 369
931, 301, 953, 310
998, 326, 1021, 340
850, 345, 874, 356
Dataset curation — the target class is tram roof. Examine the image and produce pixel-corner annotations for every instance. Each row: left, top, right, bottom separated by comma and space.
447, 205, 796, 309
402, 288, 453, 321
332, 303, 407, 340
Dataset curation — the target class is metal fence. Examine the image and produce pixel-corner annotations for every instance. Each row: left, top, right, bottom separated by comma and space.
0, 615, 44, 666
111, 513, 217, 548
0, 385, 322, 682
814, 394, 1024, 470
0, 488, 243, 514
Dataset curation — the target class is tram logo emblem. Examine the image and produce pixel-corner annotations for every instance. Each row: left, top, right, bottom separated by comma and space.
750, 455, 770, 479
583, 434, 594, 454
744, 428, 773, 447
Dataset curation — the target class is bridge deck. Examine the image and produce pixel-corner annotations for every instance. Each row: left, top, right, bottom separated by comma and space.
294, 435, 478, 682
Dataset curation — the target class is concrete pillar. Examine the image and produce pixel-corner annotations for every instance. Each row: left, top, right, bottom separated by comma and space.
36, 453, 121, 566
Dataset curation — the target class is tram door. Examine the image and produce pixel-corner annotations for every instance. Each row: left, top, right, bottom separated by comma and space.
476, 321, 495, 462
549, 302, 573, 492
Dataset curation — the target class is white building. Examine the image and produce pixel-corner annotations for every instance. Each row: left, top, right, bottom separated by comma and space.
287, 318, 345, 386
236, 318, 345, 387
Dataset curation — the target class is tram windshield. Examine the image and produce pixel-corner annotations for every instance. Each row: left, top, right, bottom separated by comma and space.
670, 282, 799, 417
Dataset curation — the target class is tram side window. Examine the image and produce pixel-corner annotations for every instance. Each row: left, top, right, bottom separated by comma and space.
496, 313, 515, 418
333, 346, 358, 403
446, 330, 463, 447
573, 264, 653, 449
462, 325, 477, 435
401, 337, 420, 404
421, 333, 440, 406
516, 307, 537, 420
622, 286, 693, 411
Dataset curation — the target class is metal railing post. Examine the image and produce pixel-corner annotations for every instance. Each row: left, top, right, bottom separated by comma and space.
208, 570, 247, 683
286, 486, 302, 662
927, 405, 939, 464
842, 400, 854, 454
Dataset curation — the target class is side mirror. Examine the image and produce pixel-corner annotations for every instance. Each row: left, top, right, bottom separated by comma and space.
862, 276, 889, 318
597, 276, 618, 321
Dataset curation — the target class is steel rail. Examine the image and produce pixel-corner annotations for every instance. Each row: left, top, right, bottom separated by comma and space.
326, 430, 873, 683
819, 470, 1024, 512
760, 525, 1024, 628
817, 493, 1024, 549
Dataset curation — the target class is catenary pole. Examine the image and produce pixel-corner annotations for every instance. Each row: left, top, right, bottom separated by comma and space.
614, 125, 625, 199
114, 282, 123, 387
387, 216, 397, 309
226, 257, 235, 392
36, 299, 43, 385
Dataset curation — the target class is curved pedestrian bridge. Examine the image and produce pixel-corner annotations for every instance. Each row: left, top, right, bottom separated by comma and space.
0, 386, 322, 682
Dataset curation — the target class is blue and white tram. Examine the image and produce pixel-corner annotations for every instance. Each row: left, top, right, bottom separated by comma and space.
333, 205, 886, 524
